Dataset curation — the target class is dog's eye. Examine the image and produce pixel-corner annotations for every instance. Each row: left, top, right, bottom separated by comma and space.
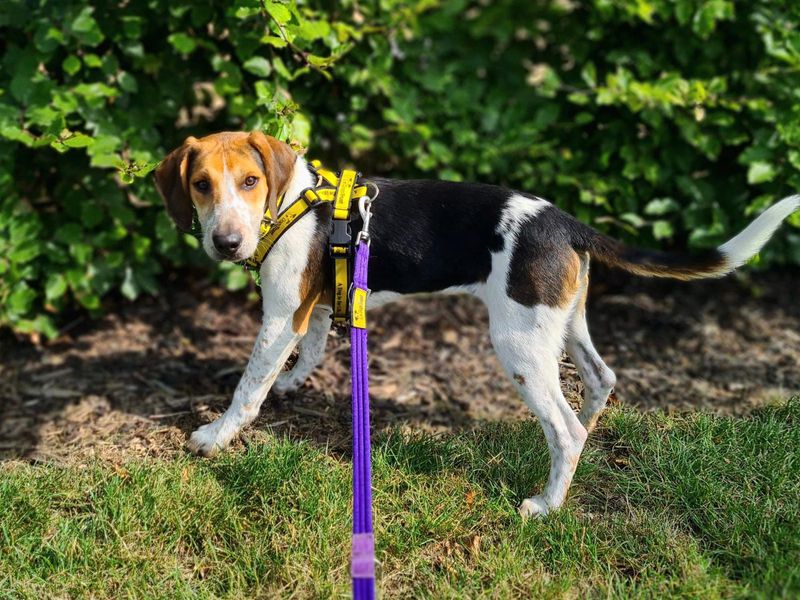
194, 180, 210, 193
243, 175, 258, 189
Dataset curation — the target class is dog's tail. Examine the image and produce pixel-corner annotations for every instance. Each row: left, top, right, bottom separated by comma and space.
568, 195, 800, 280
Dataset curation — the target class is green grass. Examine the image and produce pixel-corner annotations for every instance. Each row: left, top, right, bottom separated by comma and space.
2, 399, 799, 599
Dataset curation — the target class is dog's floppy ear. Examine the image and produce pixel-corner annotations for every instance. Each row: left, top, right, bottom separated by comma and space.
247, 131, 296, 223
154, 137, 198, 232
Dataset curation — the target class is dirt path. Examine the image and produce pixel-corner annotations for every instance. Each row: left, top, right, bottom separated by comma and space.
1, 270, 798, 463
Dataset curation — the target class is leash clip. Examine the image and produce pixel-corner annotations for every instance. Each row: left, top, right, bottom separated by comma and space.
356, 181, 379, 246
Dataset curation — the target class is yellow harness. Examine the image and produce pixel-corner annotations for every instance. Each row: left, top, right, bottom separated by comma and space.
241, 160, 370, 324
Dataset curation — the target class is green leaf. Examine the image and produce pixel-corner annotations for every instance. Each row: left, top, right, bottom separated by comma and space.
72, 7, 97, 33
62, 55, 81, 76
118, 71, 138, 93
121, 16, 144, 39
83, 53, 102, 68
747, 161, 777, 185
265, 1, 291, 25
45, 273, 68, 301
675, 0, 694, 24
26, 105, 61, 128
652, 220, 674, 240
60, 133, 94, 149
261, 35, 288, 48
70, 6, 104, 46
581, 63, 597, 88
8, 241, 39, 264
34, 26, 64, 53
234, 6, 260, 19
14, 315, 58, 339
271, 56, 293, 80
296, 19, 330, 41
644, 198, 680, 216
168, 33, 197, 54
243, 56, 272, 77
8, 283, 36, 317
620, 213, 645, 228
77, 292, 101, 310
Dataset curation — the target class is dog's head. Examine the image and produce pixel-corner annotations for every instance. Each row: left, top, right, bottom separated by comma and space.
154, 131, 296, 262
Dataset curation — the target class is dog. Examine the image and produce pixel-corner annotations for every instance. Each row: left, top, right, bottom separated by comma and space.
154, 130, 799, 517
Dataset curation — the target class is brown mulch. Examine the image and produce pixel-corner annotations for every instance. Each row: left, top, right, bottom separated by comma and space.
1, 269, 798, 464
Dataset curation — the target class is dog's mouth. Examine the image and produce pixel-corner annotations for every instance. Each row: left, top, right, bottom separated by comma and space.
207, 247, 252, 263
203, 234, 257, 264
216, 250, 243, 262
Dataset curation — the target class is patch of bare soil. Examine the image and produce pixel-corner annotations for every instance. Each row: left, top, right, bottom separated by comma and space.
1, 269, 798, 464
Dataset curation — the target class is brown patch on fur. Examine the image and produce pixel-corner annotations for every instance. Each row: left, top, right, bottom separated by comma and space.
291, 224, 331, 334
573, 273, 589, 316
293, 291, 321, 335
509, 244, 585, 308
513, 373, 526, 385
557, 250, 582, 308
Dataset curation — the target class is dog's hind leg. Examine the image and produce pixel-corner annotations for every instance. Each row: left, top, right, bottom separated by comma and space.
489, 300, 588, 517
273, 306, 332, 394
565, 274, 616, 432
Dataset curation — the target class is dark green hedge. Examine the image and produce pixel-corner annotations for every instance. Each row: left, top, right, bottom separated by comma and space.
1, 0, 799, 337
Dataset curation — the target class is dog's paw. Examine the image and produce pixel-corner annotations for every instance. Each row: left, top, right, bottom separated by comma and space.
272, 372, 303, 395
187, 422, 226, 457
518, 496, 551, 519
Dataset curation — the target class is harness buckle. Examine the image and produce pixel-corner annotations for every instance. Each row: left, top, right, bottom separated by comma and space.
329, 219, 352, 257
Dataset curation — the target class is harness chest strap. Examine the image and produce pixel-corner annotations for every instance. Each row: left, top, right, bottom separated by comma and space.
330, 168, 358, 322
242, 163, 368, 324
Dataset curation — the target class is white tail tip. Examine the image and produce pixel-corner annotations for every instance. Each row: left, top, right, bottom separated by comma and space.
718, 194, 800, 271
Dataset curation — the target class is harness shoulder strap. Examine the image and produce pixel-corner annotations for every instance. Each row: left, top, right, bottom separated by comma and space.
243, 193, 317, 270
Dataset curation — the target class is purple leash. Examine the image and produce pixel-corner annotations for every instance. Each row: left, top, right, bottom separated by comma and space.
350, 194, 376, 599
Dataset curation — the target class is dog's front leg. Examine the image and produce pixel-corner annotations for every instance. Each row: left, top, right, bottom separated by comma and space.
187, 312, 300, 457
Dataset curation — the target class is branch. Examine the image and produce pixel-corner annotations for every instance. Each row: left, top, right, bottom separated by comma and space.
258, 0, 330, 78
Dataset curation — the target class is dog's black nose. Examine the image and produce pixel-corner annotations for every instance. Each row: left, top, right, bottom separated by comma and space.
212, 231, 243, 255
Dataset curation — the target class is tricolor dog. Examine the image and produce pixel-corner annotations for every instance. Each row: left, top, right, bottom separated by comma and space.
155, 131, 799, 517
